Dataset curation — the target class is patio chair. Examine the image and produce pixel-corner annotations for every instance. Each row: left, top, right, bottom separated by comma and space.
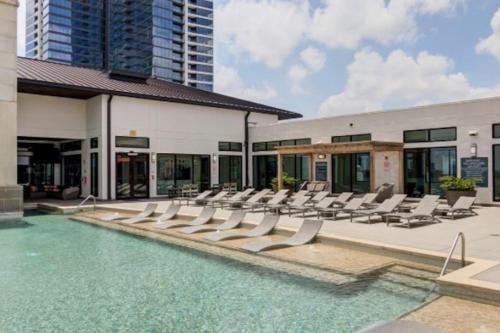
360, 193, 379, 208
332, 192, 354, 207
154, 206, 216, 230
386, 200, 441, 228
437, 196, 477, 219
232, 189, 271, 209
398, 194, 440, 211
350, 194, 407, 224
285, 195, 318, 216
178, 190, 212, 206
216, 188, 254, 208
309, 191, 330, 205
122, 204, 180, 225
100, 203, 158, 222
275, 189, 291, 196
374, 183, 394, 203
198, 191, 229, 206
266, 195, 310, 215
204, 214, 280, 242
292, 196, 335, 217
317, 197, 364, 220
244, 193, 288, 212
178, 210, 246, 234
240, 219, 323, 253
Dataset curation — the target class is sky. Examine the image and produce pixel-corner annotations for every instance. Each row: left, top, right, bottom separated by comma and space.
17, 0, 500, 118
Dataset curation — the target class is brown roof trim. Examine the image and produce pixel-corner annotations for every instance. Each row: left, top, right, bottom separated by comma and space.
276, 141, 404, 154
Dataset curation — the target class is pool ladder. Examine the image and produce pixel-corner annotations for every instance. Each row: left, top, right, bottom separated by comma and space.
440, 232, 466, 276
78, 195, 97, 211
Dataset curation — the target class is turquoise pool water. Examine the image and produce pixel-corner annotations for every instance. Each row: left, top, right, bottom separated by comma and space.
0, 212, 435, 333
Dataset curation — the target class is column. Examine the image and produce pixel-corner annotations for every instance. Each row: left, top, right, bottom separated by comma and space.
0, 0, 22, 220
277, 152, 283, 190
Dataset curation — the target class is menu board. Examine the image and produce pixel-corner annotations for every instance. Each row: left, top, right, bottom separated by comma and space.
460, 157, 488, 187
315, 161, 328, 181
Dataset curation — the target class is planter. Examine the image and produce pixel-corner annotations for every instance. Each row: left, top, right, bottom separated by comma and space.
445, 190, 476, 206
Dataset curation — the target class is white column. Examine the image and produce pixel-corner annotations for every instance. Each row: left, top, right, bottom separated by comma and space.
0, 0, 22, 219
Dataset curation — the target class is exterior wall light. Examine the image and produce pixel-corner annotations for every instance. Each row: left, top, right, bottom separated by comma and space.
212, 154, 218, 163
470, 143, 478, 158
317, 154, 326, 159
151, 152, 157, 163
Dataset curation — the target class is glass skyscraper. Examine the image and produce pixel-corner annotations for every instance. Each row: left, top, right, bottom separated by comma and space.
25, 0, 213, 91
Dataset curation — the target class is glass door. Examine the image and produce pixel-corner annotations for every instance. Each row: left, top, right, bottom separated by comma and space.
90, 152, 98, 196
494, 145, 500, 201
116, 153, 149, 199
332, 153, 370, 193
219, 155, 242, 190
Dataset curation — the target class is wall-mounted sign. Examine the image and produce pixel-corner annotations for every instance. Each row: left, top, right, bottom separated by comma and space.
461, 157, 488, 187
315, 161, 328, 181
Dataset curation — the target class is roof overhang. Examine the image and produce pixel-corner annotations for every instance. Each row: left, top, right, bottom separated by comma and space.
276, 141, 404, 155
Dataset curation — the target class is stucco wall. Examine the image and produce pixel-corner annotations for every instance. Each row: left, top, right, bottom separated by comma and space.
18, 93, 87, 139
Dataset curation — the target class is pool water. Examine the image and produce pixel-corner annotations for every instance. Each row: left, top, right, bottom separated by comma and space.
0, 212, 435, 333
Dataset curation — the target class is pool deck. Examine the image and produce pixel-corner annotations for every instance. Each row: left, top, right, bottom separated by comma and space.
37, 199, 500, 332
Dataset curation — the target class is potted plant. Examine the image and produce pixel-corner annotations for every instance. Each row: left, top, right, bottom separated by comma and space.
439, 176, 477, 206
271, 172, 297, 191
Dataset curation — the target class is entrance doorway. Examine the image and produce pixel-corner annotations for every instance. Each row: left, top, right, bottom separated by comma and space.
116, 153, 149, 199
332, 153, 370, 193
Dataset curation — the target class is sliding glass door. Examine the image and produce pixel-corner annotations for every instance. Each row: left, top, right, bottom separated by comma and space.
253, 155, 277, 190
332, 153, 370, 193
116, 153, 149, 199
494, 145, 500, 201
219, 155, 242, 190
156, 154, 211, 194
404, 147, 456, 197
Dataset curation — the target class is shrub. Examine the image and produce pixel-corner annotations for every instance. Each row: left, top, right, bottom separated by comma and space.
271, 172, 297, 189
439, 176, 476, 191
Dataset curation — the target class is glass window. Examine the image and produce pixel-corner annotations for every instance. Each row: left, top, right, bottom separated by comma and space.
494, 124, 500, 138
404, 130, 428, 143
115, 136, 150, 149
218, 142, 242, 152
267, 141, 280, 151
219, 155, 242, 190
430, 128, 456, 142
494, 145, 500, 201
351, 134, 372, 142
280, 140, 295, 147
332, 153, 370, 193
253, 155, 277, 190
175, 155, 193, 187
157, 154, 175, 195
332, 135, 351, 143
295, 138, 311, 145
61, 140, 82, 152
252, 142, 266, 152
90, 137, 98, 149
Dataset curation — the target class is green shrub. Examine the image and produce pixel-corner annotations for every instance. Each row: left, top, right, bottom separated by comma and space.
439, 176, 476, 191
271, 172, 297, 189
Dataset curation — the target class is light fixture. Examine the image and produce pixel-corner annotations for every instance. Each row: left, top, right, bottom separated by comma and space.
470, 143, 478, 158
212, 154, 218, 163
151, 152, 157, 163
317, 154, 326, 159
128, 151, 138, 156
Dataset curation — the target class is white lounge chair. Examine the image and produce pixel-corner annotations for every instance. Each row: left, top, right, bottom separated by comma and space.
332, 192, 354, 207
350, 194, 407, 224
437, 196, 477, 219
199, 191, 229, 206
178, 190, 212, 206
178, 210, 246, 234
100, 203, 158, 222
154, 207, 216, 230
265, 195, 310, 215
240, 219, 323, 253
234, 189, 271, 210
317, 197, 365, 220
122, 204, 180, 225
386, 200, 441, 228
216, 188, 254, 208
245, 193, 288, 212
204, 214, 280, 242
309, 191, 330, 205
292, 197, 336, 217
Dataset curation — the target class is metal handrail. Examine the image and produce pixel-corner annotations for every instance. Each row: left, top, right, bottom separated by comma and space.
440, 232, 466, 276
78, 194, 97, 211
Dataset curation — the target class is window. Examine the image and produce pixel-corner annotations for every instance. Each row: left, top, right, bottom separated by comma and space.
493, 124, 500, 138
90, 137, 98, 149
252, 138, 311, 152
332, 134, 371, 143
218, 141, 242, 152
156, 154, 210, 195
61, 140, 82, 152
219, 155, 242, 190
332, 153, 370, 193
115, 136, 150, 149
404, 127, 456, 143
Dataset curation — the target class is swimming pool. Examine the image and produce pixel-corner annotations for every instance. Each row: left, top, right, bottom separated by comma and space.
0, 212, 436, 332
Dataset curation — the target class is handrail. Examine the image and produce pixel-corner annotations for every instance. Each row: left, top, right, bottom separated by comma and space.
78, 195, 97, 211
440, 232, 466, 276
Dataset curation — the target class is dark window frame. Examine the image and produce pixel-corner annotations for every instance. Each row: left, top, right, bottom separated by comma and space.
90, 137, 98, 149
115, 136, 150, 149
493, 144, 500, 202
218, 141, 243, 152
252, 138, 312, 152
332, 134, 371, 143
403, 127, 456, 143
493, 124, 500, 138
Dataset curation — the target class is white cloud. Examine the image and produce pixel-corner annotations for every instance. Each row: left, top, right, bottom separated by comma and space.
287, 47, 326, 94
214, 64, 278, 102
300, 47, 327, 72
215, 0, 310, 68
319, 49, 500, 116
476, 7, 500, 61
309, 0, 462, 49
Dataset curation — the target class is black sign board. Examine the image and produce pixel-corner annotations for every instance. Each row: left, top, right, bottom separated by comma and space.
315, 161, 328, 181
461, 157, 488, 187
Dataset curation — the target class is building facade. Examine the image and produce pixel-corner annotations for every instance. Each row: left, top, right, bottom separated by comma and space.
25, 0, 213, 91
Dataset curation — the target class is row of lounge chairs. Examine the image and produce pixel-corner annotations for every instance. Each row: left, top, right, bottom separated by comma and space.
100, 204, 322, 253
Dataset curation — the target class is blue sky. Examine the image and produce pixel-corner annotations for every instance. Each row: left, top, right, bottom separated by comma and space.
17, 0, 500, 118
